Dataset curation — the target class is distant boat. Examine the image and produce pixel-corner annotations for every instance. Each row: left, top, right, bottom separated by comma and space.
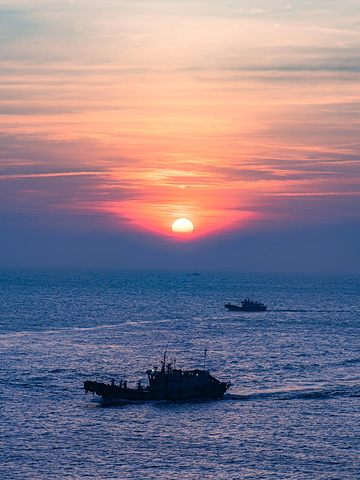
84, 351, 231, 403
225, 298, 267, 312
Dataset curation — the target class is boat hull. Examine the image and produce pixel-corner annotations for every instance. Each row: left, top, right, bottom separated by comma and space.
225, 303, 267, 311
84, 380, 230, 403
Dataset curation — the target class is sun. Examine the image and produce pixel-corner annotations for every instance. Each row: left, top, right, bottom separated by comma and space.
171, 218, 194, 234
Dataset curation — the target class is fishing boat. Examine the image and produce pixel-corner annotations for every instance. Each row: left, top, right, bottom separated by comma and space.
225, 298, 267, 311
84, 352, 231, 403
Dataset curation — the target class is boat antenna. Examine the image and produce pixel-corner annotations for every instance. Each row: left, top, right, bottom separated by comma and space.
164, 338, 170, 360
162, 339, 170, 372
203, 348, 207, 370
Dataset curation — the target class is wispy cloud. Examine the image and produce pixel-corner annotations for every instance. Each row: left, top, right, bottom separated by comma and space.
261, 192, 360, 197
0, 171, 104, 180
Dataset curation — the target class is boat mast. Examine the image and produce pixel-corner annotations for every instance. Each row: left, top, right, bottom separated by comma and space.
203, 348, 207, 370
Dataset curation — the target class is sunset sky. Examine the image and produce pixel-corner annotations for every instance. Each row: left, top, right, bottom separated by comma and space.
1, 0, 360, 272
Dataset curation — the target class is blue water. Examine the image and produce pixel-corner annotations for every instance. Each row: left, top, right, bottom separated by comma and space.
1, 269, 359, 479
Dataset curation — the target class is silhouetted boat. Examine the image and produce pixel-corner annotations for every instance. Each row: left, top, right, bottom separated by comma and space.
225, 298, 267, 312
84, 351, 231, 403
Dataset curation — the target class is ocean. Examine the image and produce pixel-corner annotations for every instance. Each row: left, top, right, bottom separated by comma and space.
0, 269, 359, 479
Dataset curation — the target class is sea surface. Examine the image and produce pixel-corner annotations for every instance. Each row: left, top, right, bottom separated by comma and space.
0, 269, 359, 479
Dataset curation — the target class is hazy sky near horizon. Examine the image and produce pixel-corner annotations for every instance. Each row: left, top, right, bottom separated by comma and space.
1, 0, 360, 272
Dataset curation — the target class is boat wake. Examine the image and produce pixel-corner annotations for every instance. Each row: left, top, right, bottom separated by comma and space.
226, 383, 360, 402
226, 308, 352, 313
264, 308, 354, 313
